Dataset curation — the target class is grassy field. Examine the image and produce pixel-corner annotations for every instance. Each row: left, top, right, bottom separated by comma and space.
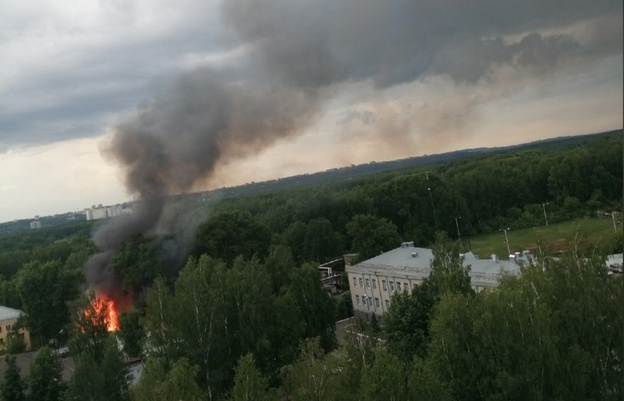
465, 218, 620, 259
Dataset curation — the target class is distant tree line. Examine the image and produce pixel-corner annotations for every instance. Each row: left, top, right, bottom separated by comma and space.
190, 131, 622, 266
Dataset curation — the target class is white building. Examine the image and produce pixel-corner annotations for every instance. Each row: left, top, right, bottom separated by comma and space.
29, 220, 41, 229
347, 242, 524, 322
85, 204, 132, 221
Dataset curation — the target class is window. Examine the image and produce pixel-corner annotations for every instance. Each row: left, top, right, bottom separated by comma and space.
353, 277, 357, 287
405, 283, 410, 292
382, 280, 387, 291
389, 281, 395, 291
385, 300, 390, 308
368, 298, 373, 307
375, 298, 380, 307
5, 325, 10, 332
365, 278, 370, 289
359, 278, 363, 287
372, 279, 377, 289
356, 295, 360, 305
396, 282, 401, 292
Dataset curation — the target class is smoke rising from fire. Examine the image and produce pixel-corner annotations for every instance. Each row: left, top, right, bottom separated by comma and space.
84, 0, 622, 296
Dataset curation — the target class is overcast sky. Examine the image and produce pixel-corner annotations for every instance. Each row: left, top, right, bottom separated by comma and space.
0, 0, 622, 222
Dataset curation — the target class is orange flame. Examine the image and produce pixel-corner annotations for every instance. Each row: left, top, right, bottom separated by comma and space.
86, 296, 120, 332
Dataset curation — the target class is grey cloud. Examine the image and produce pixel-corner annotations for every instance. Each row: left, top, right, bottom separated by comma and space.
0, 1, 223, 149
68, 0, 622, 294
222, 0, 621, 87
338, 110, 375, 126
3, 0, 620, 151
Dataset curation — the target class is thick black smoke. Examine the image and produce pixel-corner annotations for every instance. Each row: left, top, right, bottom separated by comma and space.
85, 0, 622, 295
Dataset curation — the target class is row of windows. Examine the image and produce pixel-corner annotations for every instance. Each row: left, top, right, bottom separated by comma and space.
352, 276, 411, 293
355, 295, 391, 309
353, 277, 379, 290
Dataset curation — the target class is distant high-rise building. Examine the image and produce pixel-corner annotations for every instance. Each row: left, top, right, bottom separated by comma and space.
29, 220, 41, 229
85, 204, 132, 221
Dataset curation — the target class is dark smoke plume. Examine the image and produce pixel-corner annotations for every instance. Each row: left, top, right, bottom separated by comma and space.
85, 0, 622, 296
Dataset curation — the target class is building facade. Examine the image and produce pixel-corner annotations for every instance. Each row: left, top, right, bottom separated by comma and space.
85, 204, 133, 221
0, 306, 31, 350
347, 242, 522, 322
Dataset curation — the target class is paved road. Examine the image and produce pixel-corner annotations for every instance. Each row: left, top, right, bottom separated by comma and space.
335, 317, 354, 345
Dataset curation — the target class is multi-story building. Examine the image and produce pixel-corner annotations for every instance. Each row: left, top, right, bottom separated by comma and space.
347, 242, 522, 322
0, 306, 31, 350
85, 204, 133, 221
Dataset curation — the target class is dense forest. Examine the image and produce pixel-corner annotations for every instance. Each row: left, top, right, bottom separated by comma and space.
0, 130, 621, 400
189, 130, 622, 263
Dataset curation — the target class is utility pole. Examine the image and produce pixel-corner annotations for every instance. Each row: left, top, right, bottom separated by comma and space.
428, 187, 438, 229
542, 202, 549, 226
502, 227, 511, 257
455, 216, 462, 240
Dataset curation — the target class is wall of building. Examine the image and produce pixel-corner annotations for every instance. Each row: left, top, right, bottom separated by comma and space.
0, 318, 31, 351
347, 270, 499, 321
348, 270, 423, 322
85, 204, 128, 221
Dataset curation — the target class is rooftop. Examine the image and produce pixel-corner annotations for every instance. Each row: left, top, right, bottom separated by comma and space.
348, 243, 523, 286
0, 306, 23, 322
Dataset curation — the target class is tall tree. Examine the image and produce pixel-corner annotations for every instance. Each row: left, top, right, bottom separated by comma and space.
67, 291, 110, 362
231, 354, 271, 401
192, 211, 270, 266
99, 338, 130, 401
303, 218, 343, 263
407, 356, 451, 401
133, 358, 205, 401
118, 308, 144, 358
280, 338, 333, 401
131, 358, 166, 401
64, 353, 103, 401
427, 243, 623, 401
346, 214, 401, 260
27, 346, 65, 401
0, 355, 25, 401
383, 278, 436, 362
359, 347, 405, 401
284, 264, 336, 351
65, 338, 129, 401
14, 260, 81, 346
109, 235, 162, 299
429, 231, 473, 296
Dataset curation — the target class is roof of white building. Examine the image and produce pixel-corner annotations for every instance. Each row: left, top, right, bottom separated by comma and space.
0, 306, 23, 322
348, 244, 523, 287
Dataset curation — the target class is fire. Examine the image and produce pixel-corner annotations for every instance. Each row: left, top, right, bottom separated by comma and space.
86, 296, 120, 332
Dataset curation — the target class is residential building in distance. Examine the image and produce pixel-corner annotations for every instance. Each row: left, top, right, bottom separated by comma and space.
347, 242, 523, 322
29, 220, 41, 229
0, 306, 31, 350
85, 203, 133, 221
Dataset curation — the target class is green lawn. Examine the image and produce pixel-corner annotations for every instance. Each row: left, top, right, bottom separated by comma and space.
465, 218, 619, 260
